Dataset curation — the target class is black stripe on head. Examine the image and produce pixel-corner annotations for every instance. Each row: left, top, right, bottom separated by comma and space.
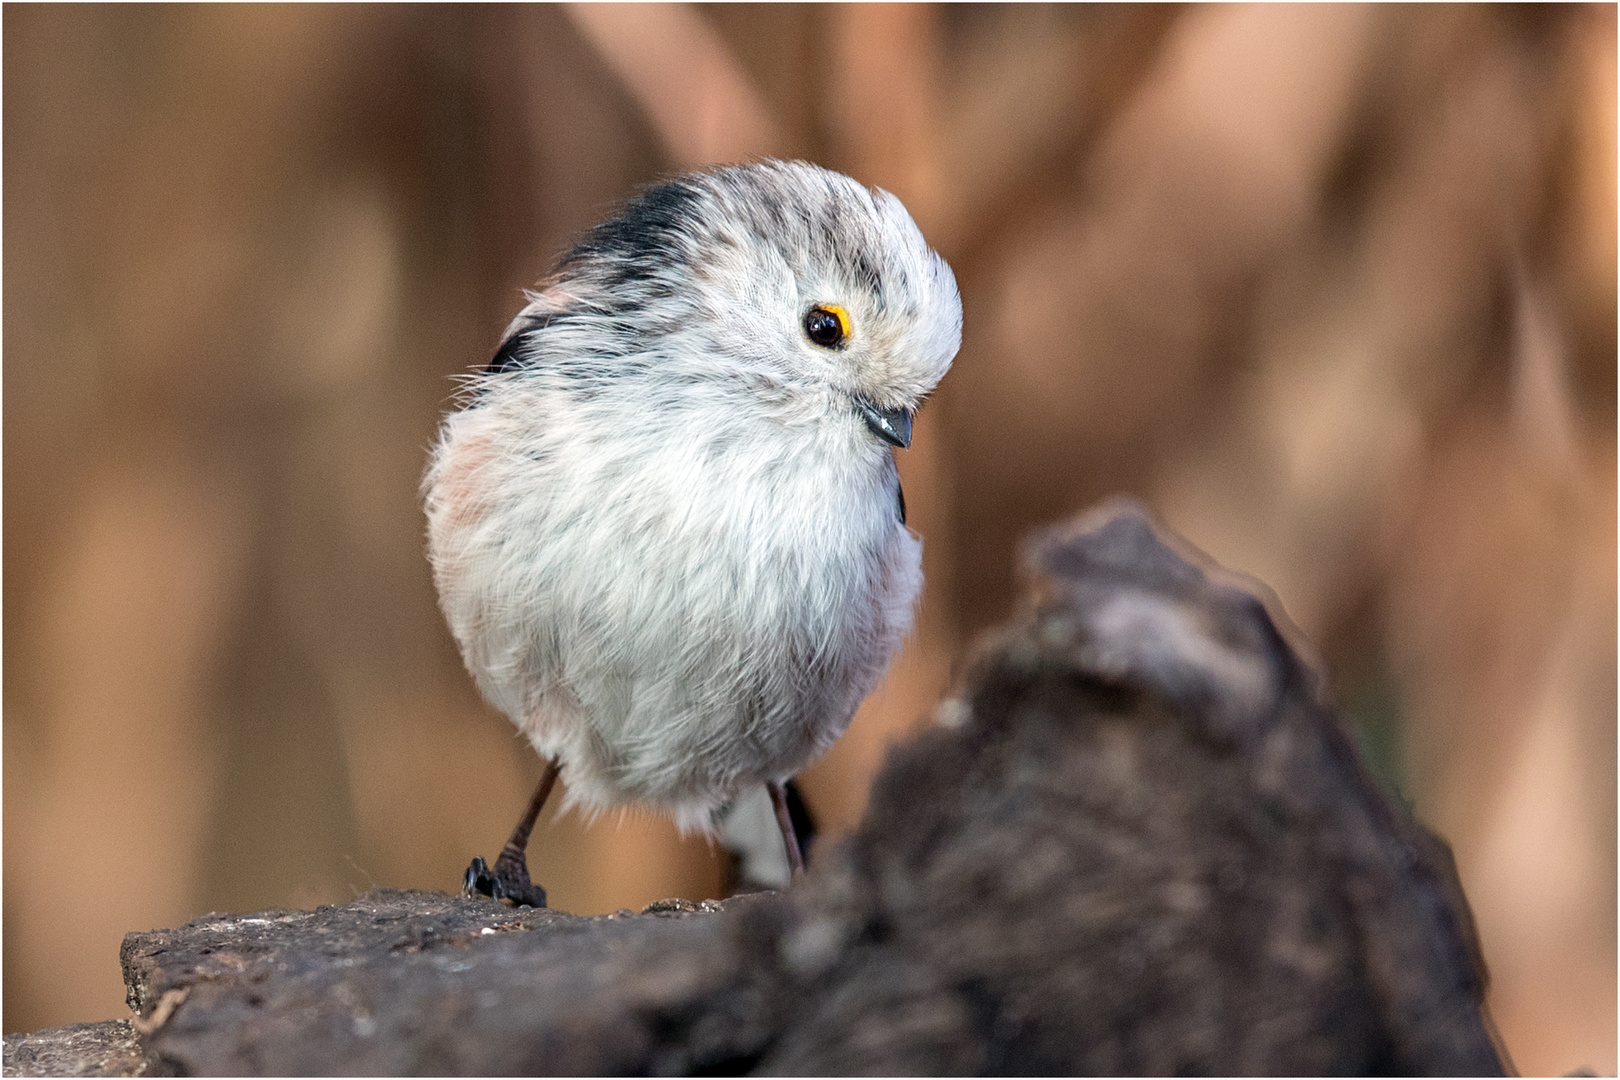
486, 332, 529, 375
560, 179, 704, 287
485, 313, 556, 374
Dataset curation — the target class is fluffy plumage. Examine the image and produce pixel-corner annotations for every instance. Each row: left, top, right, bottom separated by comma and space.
424, 161, 960, 831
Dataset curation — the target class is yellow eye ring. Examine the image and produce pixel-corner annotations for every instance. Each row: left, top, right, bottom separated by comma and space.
803, 304, 851, 349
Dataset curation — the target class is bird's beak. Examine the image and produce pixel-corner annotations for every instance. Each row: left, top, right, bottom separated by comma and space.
856, 400, 913, 449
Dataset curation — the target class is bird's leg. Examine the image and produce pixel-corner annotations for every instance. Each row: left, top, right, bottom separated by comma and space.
766, 779, 806, 881
464, 758, 560, 907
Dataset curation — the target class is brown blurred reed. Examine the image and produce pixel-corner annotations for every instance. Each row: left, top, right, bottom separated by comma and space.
4, 5, 1613, 1074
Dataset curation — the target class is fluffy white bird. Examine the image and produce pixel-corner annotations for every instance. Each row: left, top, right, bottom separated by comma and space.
424, 160, 960, 905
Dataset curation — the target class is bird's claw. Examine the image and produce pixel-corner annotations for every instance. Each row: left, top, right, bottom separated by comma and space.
462, 849, 547, 908
463, 856, 496, 897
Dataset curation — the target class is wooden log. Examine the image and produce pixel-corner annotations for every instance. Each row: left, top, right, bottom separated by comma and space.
7, 504, 1506, 1076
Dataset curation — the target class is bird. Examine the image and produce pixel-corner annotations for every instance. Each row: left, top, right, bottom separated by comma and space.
423, 160, 961, 906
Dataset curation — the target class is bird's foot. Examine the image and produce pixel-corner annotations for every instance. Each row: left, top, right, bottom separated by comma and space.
462, 845, 547, 908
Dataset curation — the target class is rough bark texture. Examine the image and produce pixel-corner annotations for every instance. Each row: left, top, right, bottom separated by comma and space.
5, 504, 1508, 1076
1, 1022, 152, 1078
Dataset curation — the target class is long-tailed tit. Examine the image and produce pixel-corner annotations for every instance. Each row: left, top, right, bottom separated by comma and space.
424, 161, 960, 905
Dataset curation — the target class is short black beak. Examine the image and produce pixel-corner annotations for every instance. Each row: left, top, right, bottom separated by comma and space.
856, 400, 914, 449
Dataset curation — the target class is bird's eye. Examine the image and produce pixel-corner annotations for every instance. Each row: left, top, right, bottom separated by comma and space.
803, 304, 850, 349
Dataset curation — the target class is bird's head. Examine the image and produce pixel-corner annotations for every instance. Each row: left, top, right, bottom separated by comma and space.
491, 161, 961, 450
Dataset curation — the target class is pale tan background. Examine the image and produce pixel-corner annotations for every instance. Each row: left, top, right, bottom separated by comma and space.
4, 5, 1614, 1074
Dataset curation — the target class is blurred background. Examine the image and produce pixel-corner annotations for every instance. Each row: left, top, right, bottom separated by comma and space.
4, 4, 1613, 1073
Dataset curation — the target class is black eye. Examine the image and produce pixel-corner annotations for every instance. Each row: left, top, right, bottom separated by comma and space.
803, 305, 849, 349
